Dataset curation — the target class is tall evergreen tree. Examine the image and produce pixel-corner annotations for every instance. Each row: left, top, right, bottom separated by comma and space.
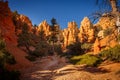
48, 18, 62, 54
18, 23, 32, 54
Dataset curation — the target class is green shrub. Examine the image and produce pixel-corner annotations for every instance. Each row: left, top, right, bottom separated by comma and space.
66, 42, 83, 56
6, 55, 16, 64
54, 44, 63, 55
0, 39, 5, 50
0, 39, 20, 80
25, 55, 36, 61
94, 26, 103, 37
0, 50, 16, 65
81, 43, 93, 52
33, 41, 51, 57
70, 54, 102, 67
103, 28, 112, 37
117, 34, 120, 41
100, 45, 120, 62
0, 39, 16, 65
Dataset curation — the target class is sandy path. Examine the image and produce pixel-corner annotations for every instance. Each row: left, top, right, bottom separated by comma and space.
21, 56, 120, 80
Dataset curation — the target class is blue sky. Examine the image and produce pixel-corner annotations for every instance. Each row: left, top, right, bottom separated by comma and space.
8, 0, 99, 29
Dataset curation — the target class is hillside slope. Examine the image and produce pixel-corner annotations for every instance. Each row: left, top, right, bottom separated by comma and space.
0, 1, 33, 70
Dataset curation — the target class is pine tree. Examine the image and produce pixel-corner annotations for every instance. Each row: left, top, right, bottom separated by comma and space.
18, 23, 32, 54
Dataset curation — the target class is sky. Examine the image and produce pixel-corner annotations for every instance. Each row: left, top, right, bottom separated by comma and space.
8, 0, 99, 29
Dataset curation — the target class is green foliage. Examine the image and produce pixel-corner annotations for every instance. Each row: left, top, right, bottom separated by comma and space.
117, 34, 120, 41
0, 39, 5, 50
13, 11, 19, 17
96, 26, 102, 31
54, 44, 63, 55
25, 55, 36, 61
33, 24, 37, 27
12, 11, 19, 27
48, 34, 58, 43
1, 50, 16, 65
0, 39, 16, 66
66, 42, 83, 56
70, 54, 102, 67
100, 45, 120, 62
81, 43, 93, 51
38, 31, 45, 40
33, 41, 50, 57
49, 18, 60, 43
0, 39, 20, 80
18, 23, 32, 53
51, 18, 57, 26
103, 28, 112, 37
31, 50, 44, 57
18, 23, 30, 46
94, 26, 102, 37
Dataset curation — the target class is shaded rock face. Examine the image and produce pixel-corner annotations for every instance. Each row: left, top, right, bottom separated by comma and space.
0, 2, 33, 70
78, 17, 95, 43
63, 21, 79, 48
0, 1, 17, 45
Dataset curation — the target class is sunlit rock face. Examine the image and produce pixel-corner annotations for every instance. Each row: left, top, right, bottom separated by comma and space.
93, 38, 100, 54
15, 14, 33, 35
96, 16, 116, 30
63, 21, 79, 48
35, 20, 51, 36
93, 34, 118, 54
18, 15, 32, 31
77, 16, 118, 54
93, 16, 118, 54
78, 17, 95, 43
0, 1, 17, 45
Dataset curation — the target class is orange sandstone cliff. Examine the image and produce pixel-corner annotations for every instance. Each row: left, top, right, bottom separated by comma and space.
0, 1, 33, 70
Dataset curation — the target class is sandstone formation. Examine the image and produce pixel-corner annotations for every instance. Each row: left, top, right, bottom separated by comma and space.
13, 14, 33, 35
36, 20, 51, 36
96, 16, 116, 30
93, 16, 118, 54
63, 21, 79, 47
0, 1, 17, 45
97, 30, 104, 39
0, 0, 119, 62
78, 17, 95, 43
17, 15, 32, 30
0, 1, 33, 70
77, 16, 118, 54
93, 38, 101, 54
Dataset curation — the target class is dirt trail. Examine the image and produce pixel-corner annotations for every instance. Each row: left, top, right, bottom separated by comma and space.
21, 55, 68, 80
21, 55, 120, 80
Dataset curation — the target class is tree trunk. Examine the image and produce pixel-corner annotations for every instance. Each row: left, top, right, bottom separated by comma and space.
110, 0, 118, 13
